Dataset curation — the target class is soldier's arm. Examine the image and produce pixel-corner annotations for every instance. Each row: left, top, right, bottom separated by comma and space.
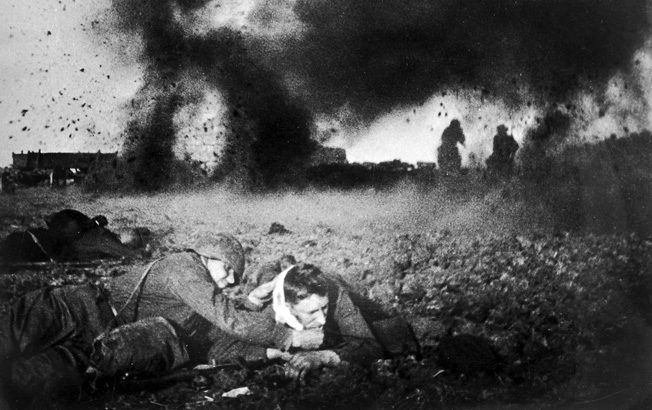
207, 331, 269, 364
165, 255, 293, 350
329, 288, 383, 365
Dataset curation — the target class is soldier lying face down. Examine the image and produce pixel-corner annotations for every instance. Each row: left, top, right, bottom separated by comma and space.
46, 209, 137, 261
0, 232, 320, 408
0, 209, 137, 263
45, 209, 108, 242
207, 263, 393, 381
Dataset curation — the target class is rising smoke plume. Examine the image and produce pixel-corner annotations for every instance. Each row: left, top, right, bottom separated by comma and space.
111, 0, 651, 189
115, 0, 314, 190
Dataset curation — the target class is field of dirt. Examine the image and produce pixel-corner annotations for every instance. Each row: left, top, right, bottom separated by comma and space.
1, 183, 651, 409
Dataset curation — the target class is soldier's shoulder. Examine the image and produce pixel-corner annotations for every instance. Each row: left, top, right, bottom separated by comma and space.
155, 251, 203, 271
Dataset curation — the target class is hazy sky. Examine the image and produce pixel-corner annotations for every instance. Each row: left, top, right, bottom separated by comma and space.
0, 0, 142, 167
1, 0, 650, 169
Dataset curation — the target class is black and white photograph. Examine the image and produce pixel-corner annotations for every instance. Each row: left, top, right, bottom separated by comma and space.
1, 1, 651, 409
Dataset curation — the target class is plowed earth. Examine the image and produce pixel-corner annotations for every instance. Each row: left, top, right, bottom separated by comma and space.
1, 185, 651, 409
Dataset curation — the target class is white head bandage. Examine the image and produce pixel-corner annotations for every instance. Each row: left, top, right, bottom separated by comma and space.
272, 265, 304, 331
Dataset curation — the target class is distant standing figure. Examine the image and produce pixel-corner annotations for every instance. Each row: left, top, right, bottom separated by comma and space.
1, 170, 15, 194
437, 119, 465, 176
50, 166, 68, 188
486, 125, 519, 178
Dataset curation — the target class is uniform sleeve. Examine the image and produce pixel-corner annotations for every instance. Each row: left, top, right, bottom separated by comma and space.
164, 254, 292, 350
207, 331, 268, 365
330, 287, 383, 365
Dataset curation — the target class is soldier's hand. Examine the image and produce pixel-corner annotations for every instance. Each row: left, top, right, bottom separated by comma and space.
266, 348, 292, 361
283, 351, 321, 383
247, 278, 276, 306
291, 328, 324, 350
283, 351, 340, 384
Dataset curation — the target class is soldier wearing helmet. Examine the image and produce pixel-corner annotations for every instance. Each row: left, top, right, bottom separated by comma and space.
1, 232, 320, 407
108, 232, 318, 362
437, 119, 466, 176
190, 232, 246, 289
486, 124, 519, 178
207, 262, 419, 382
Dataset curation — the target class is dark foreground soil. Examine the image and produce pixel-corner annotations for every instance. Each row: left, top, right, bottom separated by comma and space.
1, 186, 651, 409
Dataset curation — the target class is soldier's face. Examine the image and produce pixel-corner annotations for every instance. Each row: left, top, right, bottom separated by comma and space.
288, 294, 329, 329
206, 259, 235, 289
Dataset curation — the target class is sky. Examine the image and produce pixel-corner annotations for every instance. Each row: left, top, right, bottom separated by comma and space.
0, 0, 141, 167
1, 0, 651, 169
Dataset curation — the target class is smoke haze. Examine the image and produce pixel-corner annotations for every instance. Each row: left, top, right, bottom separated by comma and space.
110, 0, 651, 175
2, 0, 651, 178
282, 0, 650, 116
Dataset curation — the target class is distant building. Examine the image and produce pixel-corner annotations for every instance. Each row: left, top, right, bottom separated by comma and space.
11, 151, 118, 187
416, 161, 437, 170
309, 146, 347, 166
377, 160, 414, 172
12, 151, 117, 171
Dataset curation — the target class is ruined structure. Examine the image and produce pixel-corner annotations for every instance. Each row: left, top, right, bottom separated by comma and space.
11, 151, 118, 187
309, 146, 348, 166
12, 151, 117, 171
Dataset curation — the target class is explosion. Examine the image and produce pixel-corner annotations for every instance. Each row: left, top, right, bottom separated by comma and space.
114, 0, 314, 190
106, 0, 651, 188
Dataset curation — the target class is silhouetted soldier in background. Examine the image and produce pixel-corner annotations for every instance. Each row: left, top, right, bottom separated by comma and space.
437, 119, 465, 176
486, 125, 519, 178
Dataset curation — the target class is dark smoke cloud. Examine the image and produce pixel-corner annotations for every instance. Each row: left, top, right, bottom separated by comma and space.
122, 91, 181, 191
273, 0, 651, 120
112, 0, 651, 189
115, 1, 185, 190
185, 30, 315, 188
113, 0, 314, 189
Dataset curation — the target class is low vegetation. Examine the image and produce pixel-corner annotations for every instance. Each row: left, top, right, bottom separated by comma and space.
1, 132, 651, 408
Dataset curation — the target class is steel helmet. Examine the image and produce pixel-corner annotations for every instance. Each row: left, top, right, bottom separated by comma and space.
192, 232, 245, 278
